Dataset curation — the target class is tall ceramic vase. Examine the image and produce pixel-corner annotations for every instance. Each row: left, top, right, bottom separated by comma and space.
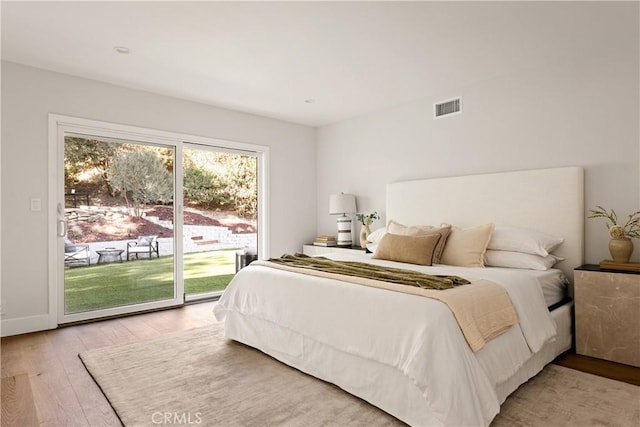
608, 225, 634, 263
609, 237, 633, 263
360, 224, 371, 249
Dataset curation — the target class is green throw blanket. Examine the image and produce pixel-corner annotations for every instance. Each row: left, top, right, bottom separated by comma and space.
267, 253, 470, 290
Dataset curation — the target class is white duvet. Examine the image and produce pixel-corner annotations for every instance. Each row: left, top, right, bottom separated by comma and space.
214, 253, 559, 426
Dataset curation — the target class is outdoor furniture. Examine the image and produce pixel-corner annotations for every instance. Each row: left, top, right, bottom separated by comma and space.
235, 252, 258, 272
127, 235, 160, 260
65, 239, 90, 266
97, 248, 125, 264
65, 192, 91, 208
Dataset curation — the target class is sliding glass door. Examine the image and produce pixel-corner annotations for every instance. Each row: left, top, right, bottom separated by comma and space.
59, 133, 181, 322
50, 115, 268, 325
182, 144, 258, 301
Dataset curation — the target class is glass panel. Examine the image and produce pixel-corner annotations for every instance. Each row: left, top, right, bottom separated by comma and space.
183, 146, 257, 298
63, 135, 176, 314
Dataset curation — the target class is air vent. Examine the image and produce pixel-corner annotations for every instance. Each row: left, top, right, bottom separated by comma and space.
434, 97, 462, 118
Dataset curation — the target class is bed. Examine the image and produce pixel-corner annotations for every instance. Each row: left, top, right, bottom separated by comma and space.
214, 167, 584, 426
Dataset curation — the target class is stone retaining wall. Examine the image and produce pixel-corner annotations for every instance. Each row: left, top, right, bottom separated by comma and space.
81, 228, 256, 264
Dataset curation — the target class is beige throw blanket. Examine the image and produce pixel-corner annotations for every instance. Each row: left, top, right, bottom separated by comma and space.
253, 256, 518, 352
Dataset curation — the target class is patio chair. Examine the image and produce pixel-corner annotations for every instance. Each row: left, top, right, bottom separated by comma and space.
65, 239, 90, 266
127, 235, 160, 261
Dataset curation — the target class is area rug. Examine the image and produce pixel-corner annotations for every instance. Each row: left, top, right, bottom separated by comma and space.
80, 324, 640, 427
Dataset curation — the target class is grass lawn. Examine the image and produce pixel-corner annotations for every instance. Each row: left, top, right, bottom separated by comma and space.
65, 249, 237, 313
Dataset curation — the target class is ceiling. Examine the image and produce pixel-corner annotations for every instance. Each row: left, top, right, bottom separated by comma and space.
0, 1, 630, 127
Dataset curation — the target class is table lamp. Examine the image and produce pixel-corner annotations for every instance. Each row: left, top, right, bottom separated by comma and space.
329, 193, 357, 247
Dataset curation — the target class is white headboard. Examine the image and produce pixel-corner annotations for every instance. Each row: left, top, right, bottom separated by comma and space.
386, 167, 584, 281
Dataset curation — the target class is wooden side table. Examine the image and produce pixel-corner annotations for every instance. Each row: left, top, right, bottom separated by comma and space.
574, 264, 640, 367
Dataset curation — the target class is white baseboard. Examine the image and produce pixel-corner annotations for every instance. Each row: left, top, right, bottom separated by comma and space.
1, 314, 54, 337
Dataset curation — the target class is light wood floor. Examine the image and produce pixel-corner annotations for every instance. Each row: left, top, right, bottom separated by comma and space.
2, 301, 639, 426
1, 302, 220, 427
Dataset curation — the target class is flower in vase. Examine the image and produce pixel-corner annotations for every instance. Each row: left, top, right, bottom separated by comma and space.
356, 212, 380, 226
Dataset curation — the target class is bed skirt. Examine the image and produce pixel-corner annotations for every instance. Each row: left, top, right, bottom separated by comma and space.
222, 302, 572, 426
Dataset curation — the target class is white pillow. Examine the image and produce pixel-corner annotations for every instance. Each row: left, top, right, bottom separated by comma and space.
365, 227, 386, 253
366, 227, 386, 244
488, 226, 563, 257
484, 250, 564, 271
386, 219, 434, 235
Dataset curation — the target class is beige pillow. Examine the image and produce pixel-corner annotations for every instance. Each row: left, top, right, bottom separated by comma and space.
440, 223, 495, 267
372, 233, 441, 265
387, 219, 434, 235
386, 220, 451, 264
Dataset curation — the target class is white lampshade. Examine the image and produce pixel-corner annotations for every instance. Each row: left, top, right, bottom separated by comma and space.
329, 193, 356, 215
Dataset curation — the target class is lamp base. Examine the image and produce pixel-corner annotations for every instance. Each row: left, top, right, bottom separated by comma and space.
336, 216, 353, 247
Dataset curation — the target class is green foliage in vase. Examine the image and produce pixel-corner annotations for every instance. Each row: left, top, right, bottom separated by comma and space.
356, 211, 380, 226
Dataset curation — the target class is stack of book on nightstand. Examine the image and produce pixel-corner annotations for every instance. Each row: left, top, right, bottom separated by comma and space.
313, 236, 337, 247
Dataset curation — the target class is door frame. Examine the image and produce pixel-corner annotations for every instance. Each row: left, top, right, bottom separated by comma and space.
47, 114, 269, 327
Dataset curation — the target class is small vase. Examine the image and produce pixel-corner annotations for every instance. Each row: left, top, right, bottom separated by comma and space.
360, 224, 371, 249
609, 237, 633, 263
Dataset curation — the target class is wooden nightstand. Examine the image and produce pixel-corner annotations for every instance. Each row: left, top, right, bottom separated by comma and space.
302, 244, 367, 257
574, 265, 640, 367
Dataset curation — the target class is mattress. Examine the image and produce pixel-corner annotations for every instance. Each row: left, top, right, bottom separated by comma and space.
463, 265, 568, 307
215, 253, 570, 426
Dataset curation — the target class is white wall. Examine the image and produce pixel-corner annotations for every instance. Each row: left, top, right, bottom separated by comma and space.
1, 61, 317, 335
317, 30, 639, 265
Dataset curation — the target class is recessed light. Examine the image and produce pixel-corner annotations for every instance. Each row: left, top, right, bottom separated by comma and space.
113, 46, 131, 54
304, 98, 316, 104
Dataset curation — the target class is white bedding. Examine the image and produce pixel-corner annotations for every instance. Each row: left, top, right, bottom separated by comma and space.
534, 269, 569, 306
214, 253, 566, 426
